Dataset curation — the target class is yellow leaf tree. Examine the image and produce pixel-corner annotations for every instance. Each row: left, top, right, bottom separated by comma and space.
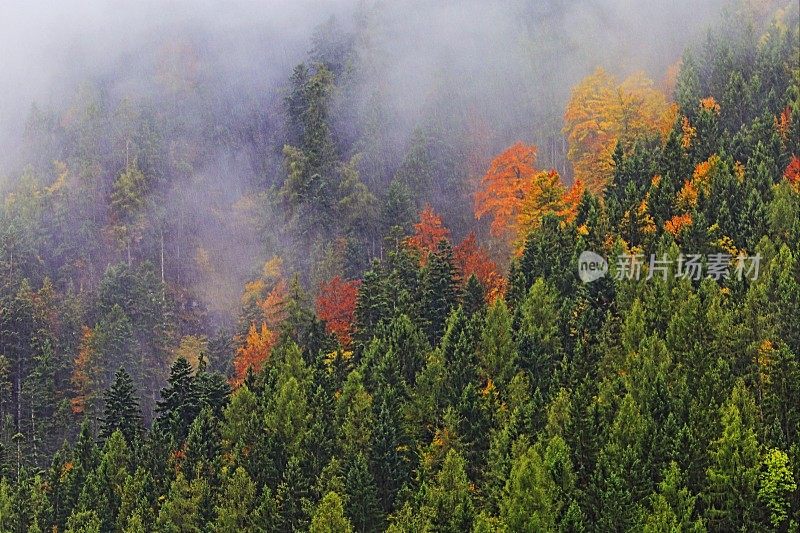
563, 68, 673, 194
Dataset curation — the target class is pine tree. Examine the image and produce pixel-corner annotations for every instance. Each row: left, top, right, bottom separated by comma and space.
184, 406, 220, 480
212, 467, 256, 532
705, 381, 761, 531
478, 298, 517, 390
345, 452, 382, 532
194, 356, 231, 418
381, 179, 416, 242
154, 357, 199, 443
642, 462, 703, 532
116, 467, 155, 532
758, 448, 797, 530
100, 368, 142, 444
275, 454, 311, 532
427, 448, 474, 533
370, 388, 410, 513
155, 473, 206, 532
353, 262, 390, 349
500, 442, 555, 532
310, 491, 354, 533
462, 274, 486, 317
64, 510, 102, 533
517, 278, 563, 397
421, 240, 461, 343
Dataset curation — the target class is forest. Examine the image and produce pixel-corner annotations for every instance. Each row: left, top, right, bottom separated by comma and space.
0, 0, 799, 531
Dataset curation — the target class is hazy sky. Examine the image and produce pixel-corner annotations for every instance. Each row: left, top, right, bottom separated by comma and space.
0, 0, 729, 174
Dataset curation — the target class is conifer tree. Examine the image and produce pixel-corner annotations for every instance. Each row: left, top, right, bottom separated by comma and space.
345, 452, 382, 532
421, 240, 461, 343
426, 448, 474, 533
212, 467, 256, 532
100, 368, 142, 444
154, 357, 199, 443
705, 381, 761, 531
310, 491, 354, 533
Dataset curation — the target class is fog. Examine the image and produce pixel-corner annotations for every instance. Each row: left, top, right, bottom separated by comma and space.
0, 0, 728, 173
0, 0, 731, 315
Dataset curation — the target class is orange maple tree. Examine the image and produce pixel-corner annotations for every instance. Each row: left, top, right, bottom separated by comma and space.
405, 204, 450, 256
474, 142, 538, 238
232, 322, 275, 385
316, 276, 361, 348
453, 233, 505, 301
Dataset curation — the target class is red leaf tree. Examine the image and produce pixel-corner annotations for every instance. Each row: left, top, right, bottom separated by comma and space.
453, 233, 505, 301
316, 276, 361, 348
405, 204, 450, 256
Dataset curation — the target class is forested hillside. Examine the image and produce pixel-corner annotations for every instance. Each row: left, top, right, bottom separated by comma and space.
0, 0, 799, 531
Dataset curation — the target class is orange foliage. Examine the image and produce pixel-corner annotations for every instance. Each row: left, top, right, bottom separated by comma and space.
775, 106, 792, 140
474, 142, 538, 238
681, 117, 696, 149
453, 233, 505, 301
232, 322, 275, 386
563, 68, 672, 194
691, 155, 720, 195
560, 179, 585, 222
665, 213, 693, 236
71, 326, 96, 414
676, 180, 699, 211
316, 276, 361, 348
785, 155, 800, 189
515, 172, 583, 251
405, 204, 450, 256
700, 96, 721, 113
258, 279, 288, 330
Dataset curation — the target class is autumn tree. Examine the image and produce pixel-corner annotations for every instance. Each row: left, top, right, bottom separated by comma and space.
563, 68, 672, 194
474, 142, 538, 239
516, 171, 583, 249
316, 276, 361, 349
232, 322, 275, 386
405, 205, 450, 257
453, 233, 504, 301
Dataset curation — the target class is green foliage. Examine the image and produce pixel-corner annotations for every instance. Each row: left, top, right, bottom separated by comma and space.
0, 4, 798, 532
310, 491, 354, 533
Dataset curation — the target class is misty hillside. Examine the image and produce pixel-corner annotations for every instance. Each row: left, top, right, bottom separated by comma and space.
0, 0, 799, 531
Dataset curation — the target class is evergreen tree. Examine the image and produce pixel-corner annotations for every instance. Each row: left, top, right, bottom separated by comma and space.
345, 452, 382, 532
310, 491, 354, 533
421, 240, 461, 343
100, 368, 142, 444
154, 358, 199, 443
426, 448, 474, 533
212, 467, 256, 532
275, 454, 312, 532
500, 442, 555, 532
155, 473, 205, 533
705, 381, 761, 531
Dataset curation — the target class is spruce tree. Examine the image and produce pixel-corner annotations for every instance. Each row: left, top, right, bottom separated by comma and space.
344, 452, 382, 532
100, 368, 142, 444
310, 491, 354, 533
154, 357, 199, 443
421, 240, 461, 343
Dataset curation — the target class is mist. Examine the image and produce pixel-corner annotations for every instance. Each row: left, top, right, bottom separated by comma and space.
0, 0, 730, 316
